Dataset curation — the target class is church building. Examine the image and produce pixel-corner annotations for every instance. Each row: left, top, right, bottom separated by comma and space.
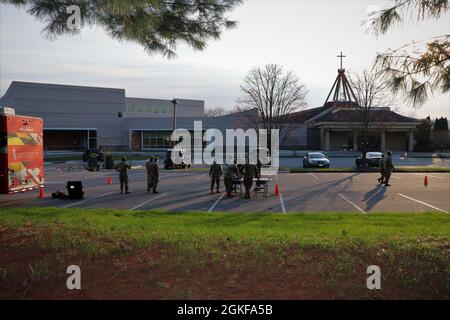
281, 55, 420, 152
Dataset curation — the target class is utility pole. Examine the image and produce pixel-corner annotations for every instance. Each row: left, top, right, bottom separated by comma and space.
171, 98, 178, 148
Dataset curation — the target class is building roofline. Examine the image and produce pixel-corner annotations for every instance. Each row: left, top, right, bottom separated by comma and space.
9, 81, 125, 93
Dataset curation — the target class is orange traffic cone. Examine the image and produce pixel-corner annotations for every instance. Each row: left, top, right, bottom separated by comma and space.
38, 185, 45, 198
107, 176, 112, 185
274, 180, 280, 196
424, 175, 428, 187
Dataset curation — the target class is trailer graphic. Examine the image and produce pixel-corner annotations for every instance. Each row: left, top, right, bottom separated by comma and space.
0, 109, 44, 194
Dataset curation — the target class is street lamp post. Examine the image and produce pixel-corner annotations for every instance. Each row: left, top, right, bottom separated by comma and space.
171, 98, 178, 148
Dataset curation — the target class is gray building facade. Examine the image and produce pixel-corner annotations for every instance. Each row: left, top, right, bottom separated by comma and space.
0, 81, 253, 152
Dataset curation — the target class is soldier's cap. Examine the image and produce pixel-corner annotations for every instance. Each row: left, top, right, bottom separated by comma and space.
122, 157, 127, 161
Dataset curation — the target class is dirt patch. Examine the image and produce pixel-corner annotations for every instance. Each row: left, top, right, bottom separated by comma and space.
0, 225, 448, 299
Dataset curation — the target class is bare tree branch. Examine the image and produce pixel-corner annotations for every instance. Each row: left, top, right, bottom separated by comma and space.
349, 68, 397, 155
237, 64, 308, 146
364, 0, 449, 108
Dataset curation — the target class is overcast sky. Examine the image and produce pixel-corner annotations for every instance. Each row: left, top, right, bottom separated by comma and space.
1, 0, 449, 119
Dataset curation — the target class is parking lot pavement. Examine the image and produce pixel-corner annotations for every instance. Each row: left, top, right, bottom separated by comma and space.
278, 172, 450, 213
1, 168, 448, 213
280, 156, 450, 169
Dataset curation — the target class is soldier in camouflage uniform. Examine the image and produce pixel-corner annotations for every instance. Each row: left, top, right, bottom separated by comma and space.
146, 157, 159, 193
243, 162, 260, 199
114, 157, 131, 194
384, 151, 395, 187
224, 160, 238, 198
209, 160, 222, 194
377, 154, 386, 184
146, 156, 154, 192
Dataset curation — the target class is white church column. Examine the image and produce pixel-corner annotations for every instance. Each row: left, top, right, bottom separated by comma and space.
353, 133, 358, 151
408, 131, 414, 152
325, 130, 330, 151
381, 131, 386, 152
320, 128, 324, 150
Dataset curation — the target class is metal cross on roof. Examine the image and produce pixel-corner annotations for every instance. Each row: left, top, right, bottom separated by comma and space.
323, 52, 358, 105
337, 51, 346, 70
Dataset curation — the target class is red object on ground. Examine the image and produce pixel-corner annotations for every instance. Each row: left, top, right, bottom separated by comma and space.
107, 176, 112, 185
0, 111, 44, 194
38, 185, 45, 198
424, 175, 428, 187
274, 181, 280, 196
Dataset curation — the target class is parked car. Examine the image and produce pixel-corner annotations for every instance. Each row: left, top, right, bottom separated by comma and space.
356, 152, 383, 168
303, 152, 330, 168
164, 148, 189, 169
82, 148, 104, 162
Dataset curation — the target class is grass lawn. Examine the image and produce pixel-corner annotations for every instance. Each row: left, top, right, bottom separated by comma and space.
0, 207, 449, 299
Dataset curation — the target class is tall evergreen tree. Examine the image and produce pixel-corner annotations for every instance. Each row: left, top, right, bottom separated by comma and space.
367, 0, 449, 107
414, 119, 432, 147
1, 0, 242, 58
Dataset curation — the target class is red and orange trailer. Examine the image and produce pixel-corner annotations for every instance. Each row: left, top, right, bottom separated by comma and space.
0, 107, 44, 194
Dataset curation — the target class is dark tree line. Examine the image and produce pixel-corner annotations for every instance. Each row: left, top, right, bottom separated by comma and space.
433, 117, 449, 131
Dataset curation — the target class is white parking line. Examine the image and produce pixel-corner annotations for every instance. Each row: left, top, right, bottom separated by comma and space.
390, 175, 401, 180
195, 173, 208, 180
398, 193, 448, 213
338, 193, 366, 214
309, 173, 319, 180
279, 193, 287, 213
131, 192, 167, 210
208, 194, 225, 212
63, 191, 114, 208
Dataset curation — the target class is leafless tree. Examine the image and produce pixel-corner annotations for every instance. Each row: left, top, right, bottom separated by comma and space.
238, 64, 308, 148
349, 68, 397, 158
204, 107, 228, 117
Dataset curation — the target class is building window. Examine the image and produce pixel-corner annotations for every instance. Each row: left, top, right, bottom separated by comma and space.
142, 131, 173, 149
141, 130, 206, 149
